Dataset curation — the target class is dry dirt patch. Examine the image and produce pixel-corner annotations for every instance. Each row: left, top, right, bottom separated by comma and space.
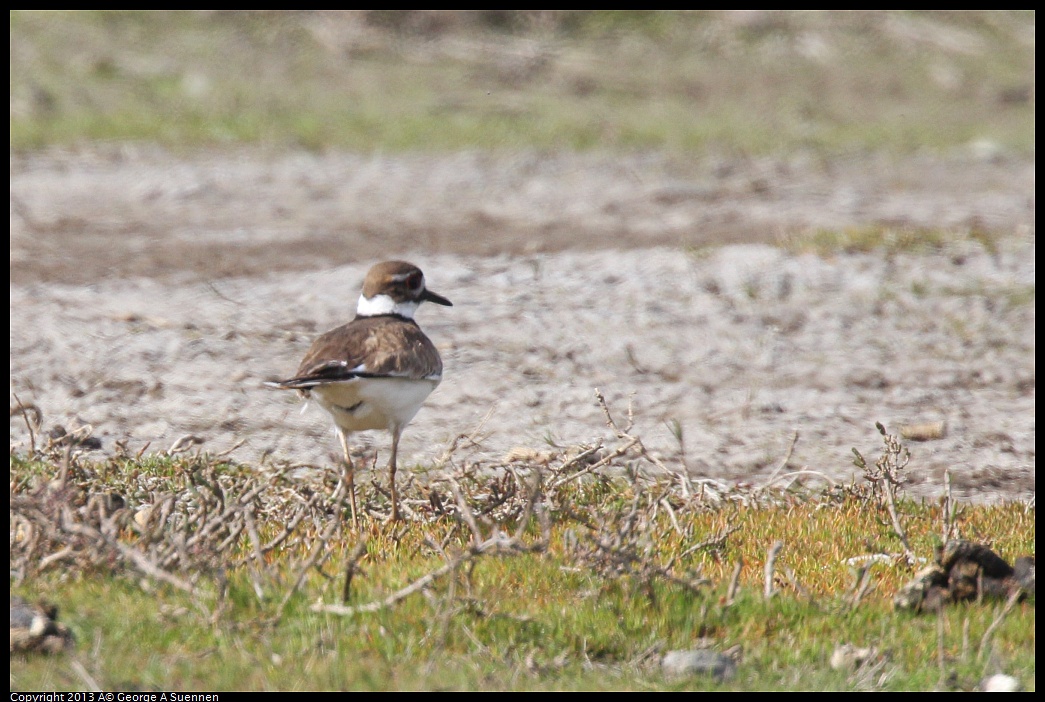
9, 148, 1036, 502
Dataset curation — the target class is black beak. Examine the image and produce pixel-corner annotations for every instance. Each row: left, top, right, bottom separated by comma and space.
422, 288, 453, 306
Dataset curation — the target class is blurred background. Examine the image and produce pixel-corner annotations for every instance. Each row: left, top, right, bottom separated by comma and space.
10, 11, 1035, 154
10, 10, 1036, 281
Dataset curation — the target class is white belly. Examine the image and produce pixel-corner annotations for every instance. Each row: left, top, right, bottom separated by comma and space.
310, 376, 440, 434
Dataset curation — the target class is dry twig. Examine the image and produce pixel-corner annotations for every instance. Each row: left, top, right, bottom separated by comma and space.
764, 540, 784, 599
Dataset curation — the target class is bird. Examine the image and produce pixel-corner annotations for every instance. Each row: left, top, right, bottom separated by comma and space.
266, 260, 452, 523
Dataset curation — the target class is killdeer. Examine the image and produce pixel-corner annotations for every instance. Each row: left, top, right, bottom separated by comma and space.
266, 261, 452, 523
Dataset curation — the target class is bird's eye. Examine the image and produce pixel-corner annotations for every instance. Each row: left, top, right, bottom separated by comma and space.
406, 271, 423, 290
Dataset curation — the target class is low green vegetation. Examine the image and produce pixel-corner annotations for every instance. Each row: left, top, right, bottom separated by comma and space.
778, 225, 1005, 257
10, 11, 1036, 155
10, 410, 1035, 691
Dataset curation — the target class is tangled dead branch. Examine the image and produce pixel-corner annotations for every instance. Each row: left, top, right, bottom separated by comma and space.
852, 422, 917, 565
13, 393, 948, 627
10, 445, 346, 606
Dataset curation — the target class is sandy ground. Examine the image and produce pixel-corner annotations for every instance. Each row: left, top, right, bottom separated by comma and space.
9, 147, 1036, 502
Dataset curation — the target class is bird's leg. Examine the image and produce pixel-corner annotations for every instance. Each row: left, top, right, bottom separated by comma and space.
388, 427, 402, 522
337, 430, 358, 530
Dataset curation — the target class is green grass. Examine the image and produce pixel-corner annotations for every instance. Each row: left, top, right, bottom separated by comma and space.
10, 10, 1036, 154
777, 225, 1016, 257
12, 557, 1035, 690
9, 420, 1035, 691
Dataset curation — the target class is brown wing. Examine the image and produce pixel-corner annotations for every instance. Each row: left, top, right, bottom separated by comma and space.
272, 316, 442, 389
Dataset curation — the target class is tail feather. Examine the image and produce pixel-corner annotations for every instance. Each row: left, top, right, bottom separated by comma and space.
264, 378, 321, 390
